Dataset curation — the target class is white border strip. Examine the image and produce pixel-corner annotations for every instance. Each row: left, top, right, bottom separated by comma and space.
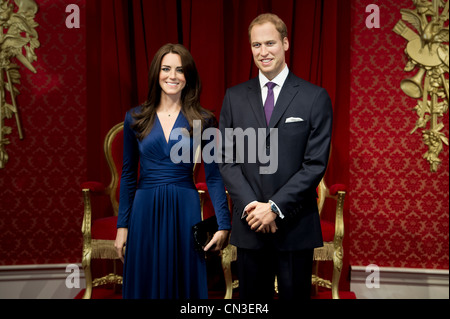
351, 266, 449, 285
0, 263, 85, 299
351, 265, 449, 299
0, 263, 82, 281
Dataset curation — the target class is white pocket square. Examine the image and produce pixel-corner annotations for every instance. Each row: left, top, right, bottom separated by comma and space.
285, 117, 304, 123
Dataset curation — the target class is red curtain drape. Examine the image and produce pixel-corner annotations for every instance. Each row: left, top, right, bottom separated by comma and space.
86, 0, 350, 290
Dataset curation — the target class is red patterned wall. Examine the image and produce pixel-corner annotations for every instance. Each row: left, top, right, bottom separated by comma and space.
350, 0, 449, 269
0, 0, 86, 265
0, 0, 448, 272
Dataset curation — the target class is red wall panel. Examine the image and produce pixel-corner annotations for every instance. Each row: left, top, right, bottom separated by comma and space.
350, 0, 449, 269
0, 0, 86, 265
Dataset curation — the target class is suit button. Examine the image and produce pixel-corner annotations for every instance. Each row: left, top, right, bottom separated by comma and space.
266, 145, 270, 149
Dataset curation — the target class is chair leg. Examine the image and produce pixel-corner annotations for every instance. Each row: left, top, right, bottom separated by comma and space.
221, 245, 234, 299
331, 248, 343, 299
331, 264, 341, 299
81, 189, 93, 299
312, 260, 319, 296
82, 251, 93, 299
331, 191, 345, 299
113, 259, 122, 294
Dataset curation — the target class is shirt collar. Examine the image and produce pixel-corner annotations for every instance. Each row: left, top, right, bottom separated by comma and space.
259, 64, 289, 89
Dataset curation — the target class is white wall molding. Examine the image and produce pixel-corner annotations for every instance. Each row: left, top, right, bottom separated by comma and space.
0, 263, 84, 299
2, 263, 448, 299
351, 265, 449, 299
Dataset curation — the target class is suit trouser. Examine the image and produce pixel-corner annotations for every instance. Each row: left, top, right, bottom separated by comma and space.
236, 247, 314, 300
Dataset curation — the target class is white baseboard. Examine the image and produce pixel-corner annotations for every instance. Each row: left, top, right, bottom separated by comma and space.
2, 263, 448, 299
350, 265, 449, 299
0, 263, 85, 299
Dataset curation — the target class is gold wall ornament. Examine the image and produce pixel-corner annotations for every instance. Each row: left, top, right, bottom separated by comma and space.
393, 0, 449, 172
0, 0, 39, 169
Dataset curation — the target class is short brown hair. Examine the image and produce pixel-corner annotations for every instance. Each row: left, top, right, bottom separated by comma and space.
248, 13, 288, 42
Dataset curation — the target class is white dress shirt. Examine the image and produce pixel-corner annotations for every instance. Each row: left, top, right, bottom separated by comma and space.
259, 64, 289, 106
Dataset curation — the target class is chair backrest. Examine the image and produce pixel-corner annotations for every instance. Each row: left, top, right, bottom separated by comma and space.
317, 178, 328, 216
104, 122, 124, 216
317, 145, 333, 216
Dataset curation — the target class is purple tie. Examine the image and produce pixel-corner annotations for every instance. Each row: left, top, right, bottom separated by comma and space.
264, 82, 276, 126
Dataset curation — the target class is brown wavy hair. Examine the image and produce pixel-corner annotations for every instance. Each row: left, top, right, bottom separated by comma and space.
131, 43, 216, 140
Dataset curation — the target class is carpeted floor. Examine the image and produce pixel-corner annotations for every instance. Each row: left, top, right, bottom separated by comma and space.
75, 287, 356, 299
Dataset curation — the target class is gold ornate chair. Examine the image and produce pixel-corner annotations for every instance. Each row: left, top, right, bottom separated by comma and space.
312, 179, 346, 299
221, 238, 237, 299
81, 122, 124, 299
220, 178, 346, 299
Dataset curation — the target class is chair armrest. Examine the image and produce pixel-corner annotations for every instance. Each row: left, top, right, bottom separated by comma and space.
195, 182, 208, 192
328, 184, 346, 196
81, 181, 106, 193
81, 182, 107, 240
196, 183, 207, 220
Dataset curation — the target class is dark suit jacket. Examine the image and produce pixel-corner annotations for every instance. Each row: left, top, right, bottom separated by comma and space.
218, 72, 333, 251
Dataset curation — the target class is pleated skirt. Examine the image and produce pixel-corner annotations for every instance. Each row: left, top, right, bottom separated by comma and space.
122, 184, 207, 299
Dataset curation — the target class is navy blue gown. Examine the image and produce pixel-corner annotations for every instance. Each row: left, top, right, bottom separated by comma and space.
117, 108, 231, 299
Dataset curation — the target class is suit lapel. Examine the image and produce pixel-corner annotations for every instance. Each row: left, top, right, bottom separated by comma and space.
247, 78, 267, 128
268, 72, 300, 129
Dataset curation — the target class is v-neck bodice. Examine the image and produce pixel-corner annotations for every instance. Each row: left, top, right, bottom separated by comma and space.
136, 111, 195, 189
156, 111, 181, 144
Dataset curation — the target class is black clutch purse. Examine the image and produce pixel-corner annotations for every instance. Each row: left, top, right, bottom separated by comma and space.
192, 215, 218, 252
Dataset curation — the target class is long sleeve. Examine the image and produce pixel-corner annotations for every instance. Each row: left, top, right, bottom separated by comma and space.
116, 111, 139, 228
202, 123, 231, 231
270, 88, 333, 219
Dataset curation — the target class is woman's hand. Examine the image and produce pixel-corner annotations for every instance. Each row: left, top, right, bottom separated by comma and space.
114, 228, 128, 263
203, 229, 230, 252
